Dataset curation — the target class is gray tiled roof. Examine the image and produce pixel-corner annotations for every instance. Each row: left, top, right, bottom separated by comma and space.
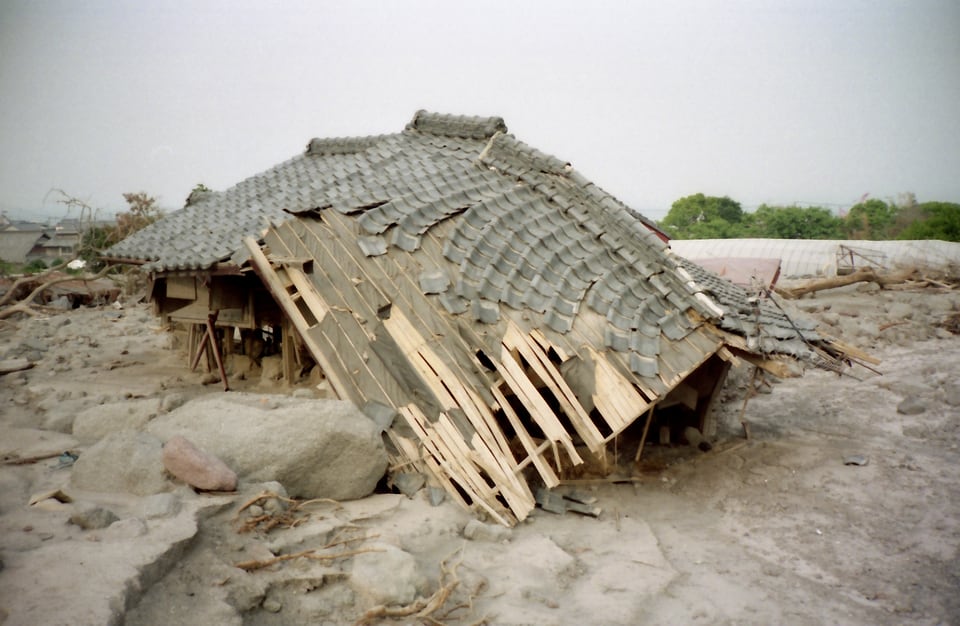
109, 111, 832, 367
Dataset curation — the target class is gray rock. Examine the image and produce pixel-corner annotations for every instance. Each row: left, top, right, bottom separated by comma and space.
72, 398, 160, 444
70, 431, 172, 496
147, 395, 387, 500
69, 506, 119, 530
260, 355, 283, 382
463, 518, 511, 542
897, 396, 926, 415
349, 544, 424, 607
107, 517, 149, 539
226, 354, 259, 377
21, 337, 48, 352
392, 472, 425, 497
886, 301, 914, 320
159, 393, 187, 414
161, 435, 237, 491
49, 296, 72, 310
262, 597, 282, 613
943, 382, 960, 407
140, 493, 182, 519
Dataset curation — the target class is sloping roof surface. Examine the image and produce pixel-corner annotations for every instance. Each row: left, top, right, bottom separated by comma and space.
112, 111, 839, 369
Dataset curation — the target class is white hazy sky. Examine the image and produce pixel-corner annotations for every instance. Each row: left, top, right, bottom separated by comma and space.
1, 0, 958, 223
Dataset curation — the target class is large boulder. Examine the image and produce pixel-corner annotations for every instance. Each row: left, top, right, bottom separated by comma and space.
70, 431, 172, 495
147, 394, 387, 500
72, 398, 160, 444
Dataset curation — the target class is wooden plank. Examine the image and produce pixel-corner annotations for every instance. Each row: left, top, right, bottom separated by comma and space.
496, 343, 583, 468
244, 236, 351, 402
166, 276, 197, 300
502, 321, 605, 453
529, 328, 570, 362
281, 317, 296, 384
284, 265, 329, 323
401, 404, 512, 526
587, 346, 651, 434
490, 384, 560, 488
309, 212, 496, 404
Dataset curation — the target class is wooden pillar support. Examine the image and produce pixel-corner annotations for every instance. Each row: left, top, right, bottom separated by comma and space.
189, 311, 229, 391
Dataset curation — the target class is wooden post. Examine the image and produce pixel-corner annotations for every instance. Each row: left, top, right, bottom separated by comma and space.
634, 406, 656, 463
189, 311, 229, 391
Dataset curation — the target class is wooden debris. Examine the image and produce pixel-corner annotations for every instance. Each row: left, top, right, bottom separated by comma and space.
777, 268, 928, 299
233, 491, 343, 534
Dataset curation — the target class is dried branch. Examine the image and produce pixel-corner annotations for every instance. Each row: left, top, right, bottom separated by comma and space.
233, 491, 345, 534
0, 263, 116, 320
235, 546, 383, 572
354, 552, 467, 626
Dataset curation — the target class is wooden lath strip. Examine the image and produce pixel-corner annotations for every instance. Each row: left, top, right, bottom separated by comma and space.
496, 342, 583, 468
502, 321, 605, 453
298, 212, 493, 401
282, 264, 330, 321
490, 384, 560, 488
401, 404, 513, 527
383, 308, 534, 521
586, 346, 651, 434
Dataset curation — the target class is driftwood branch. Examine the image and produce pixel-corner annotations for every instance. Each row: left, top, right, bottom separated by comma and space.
0, 263, 116, 320
777, 268, 918, 299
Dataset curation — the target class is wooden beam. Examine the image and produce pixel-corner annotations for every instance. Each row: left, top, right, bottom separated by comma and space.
243, 236, 350, 401
503, 321, 605, 453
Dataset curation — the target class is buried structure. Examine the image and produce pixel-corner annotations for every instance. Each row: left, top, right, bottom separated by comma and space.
106, 111, 872, 525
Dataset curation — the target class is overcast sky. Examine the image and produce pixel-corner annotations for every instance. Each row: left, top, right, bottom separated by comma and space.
1, 1, 958, 223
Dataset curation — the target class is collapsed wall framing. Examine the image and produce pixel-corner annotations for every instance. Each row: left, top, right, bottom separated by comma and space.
239, 208, 734, 526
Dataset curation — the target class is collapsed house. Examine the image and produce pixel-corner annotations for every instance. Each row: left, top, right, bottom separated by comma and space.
106, 111, 870, 525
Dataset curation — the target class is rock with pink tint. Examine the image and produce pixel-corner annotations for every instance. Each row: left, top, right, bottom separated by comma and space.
161, 435, 237, 491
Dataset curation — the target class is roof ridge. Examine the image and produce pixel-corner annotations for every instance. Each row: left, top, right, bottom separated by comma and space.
478, 132, 570, 177
406, 110, 507, 140
306, 135, 389, 156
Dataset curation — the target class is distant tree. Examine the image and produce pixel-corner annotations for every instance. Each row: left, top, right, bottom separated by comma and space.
842, 198, 898, 239
116, 192, 163, 239
896, 201, 960, 242
659, 193, 746, 239
55, 190, 163, 270
742, 205, 843, 239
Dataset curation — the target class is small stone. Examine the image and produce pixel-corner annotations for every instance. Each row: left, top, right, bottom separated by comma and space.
159, 393, 187, 413
463, 518, 511, 542
200, 372, 221, 385
140, 493, 182, 519
262, 598, 282, 613
393, 472, 426, 497
943, 382, 960, 407
162, 435, 238, 491
108, 518, 148, 538
897, 396, 926, 415
69, 506, 120, 530
248, 505, 264, 517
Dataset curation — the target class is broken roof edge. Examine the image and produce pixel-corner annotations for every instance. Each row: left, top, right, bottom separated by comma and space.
405, 110, 508, 140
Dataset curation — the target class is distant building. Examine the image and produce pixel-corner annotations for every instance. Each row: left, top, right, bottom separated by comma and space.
0, 213, 112, 265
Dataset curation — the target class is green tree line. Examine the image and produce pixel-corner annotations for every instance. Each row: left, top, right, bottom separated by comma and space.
658, 193, 960, 242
